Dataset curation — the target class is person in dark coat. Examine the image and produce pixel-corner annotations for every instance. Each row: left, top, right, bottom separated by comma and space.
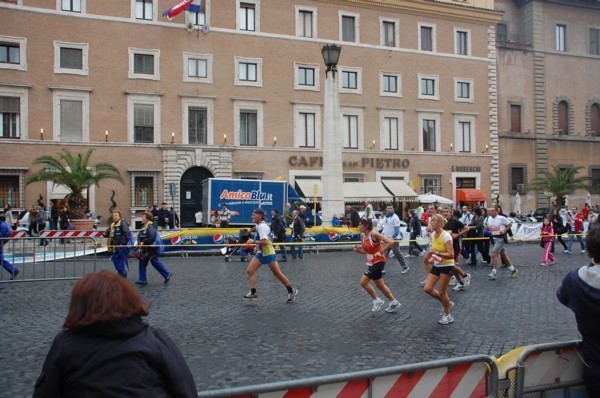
103, 210, 131, 278
271, 208, 288, 262
135, 211, 172, 285
33, 270, 197, 398
345, 206, 360, 228
157, 202, 171, 230
557, 227, 600, 397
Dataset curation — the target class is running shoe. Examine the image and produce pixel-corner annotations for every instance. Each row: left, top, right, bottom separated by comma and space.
243, 291, 258, 300
401, 267, 410, 274
564, 250, 571, 254
582, 250, 587, 253
464, 273, 471, 286
449, 276, 457, 286
9, 269, 19, 280
371, 299, 384, 312
287, 288, 298, 303
419, 278, 427, 286
510, 268, 519, 278
452, 283, 466, 291
385, 300, 401, 313
438, 314, 455, 325
135, 280, 148, 285
540, 263, 548, 267
488, 272, 497, 280
164, 272, 172, 285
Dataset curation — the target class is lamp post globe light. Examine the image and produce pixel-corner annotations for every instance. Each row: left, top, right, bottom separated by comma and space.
321, 44, 344, 227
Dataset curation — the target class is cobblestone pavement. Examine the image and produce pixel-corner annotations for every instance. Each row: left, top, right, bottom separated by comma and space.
0, 242, 584, 397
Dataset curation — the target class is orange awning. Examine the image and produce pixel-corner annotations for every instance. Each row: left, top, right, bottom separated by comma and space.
456, 189, 487, 202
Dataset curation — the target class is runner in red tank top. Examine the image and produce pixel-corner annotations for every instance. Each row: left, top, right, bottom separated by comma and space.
353, 219, 401, 313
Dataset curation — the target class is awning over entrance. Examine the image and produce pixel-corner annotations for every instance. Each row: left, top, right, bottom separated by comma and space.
456, 188, 487, 202
295, 179, 322, 201
295, 179, 394, 202
344, 182, 394, 202
381, 180, 418, 202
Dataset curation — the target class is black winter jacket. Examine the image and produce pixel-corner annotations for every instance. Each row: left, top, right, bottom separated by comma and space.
33, 317, 197, 398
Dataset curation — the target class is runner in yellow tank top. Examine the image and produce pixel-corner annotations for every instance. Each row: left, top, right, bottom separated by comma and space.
423, 214, 456, 325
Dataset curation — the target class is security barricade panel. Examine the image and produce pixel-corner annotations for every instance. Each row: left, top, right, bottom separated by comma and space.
514, 341, 588, 398
198, 355, 498, 398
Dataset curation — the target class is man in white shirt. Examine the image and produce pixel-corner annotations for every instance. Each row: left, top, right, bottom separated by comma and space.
485, 206, 519, 280
380, 204, 410, 274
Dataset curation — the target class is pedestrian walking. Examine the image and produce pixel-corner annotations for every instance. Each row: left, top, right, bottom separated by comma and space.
540, 216, 556, 266
0, 212, 19, 279
135, 211, 172, 285
485, 206, 519, 280
557, 227, 600, 397
219, 204, 231, 228
270, 208, 288, 262
551, 208, 569, 251
407, 209, 423, 257
466, 207, 491, 266
36, 203, 48, 246
422, 214, 455, 324
290, 209, 305, 261
380, 204, 409, 274
103, 210, 131, 278
353, 218, 401, 313
566, 206, 586, 254
32, 271, 197, 398
443, 208, 472, 291
243, 208, 298, 303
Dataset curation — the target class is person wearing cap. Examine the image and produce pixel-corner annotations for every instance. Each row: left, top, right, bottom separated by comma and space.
243, 208, 298, 303
157, 202, 170, 230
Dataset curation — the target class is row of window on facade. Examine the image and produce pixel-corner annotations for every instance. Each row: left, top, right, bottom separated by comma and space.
1, 88, 484, 153
43, 0, 479, 56
10, 0, 600, 57
0, 37, 477, 103
496, 22, 600, 55
508, 101, 600, 136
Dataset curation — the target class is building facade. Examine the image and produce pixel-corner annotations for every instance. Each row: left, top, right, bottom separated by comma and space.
495, 0, 600, 215
1, 0, 502, 226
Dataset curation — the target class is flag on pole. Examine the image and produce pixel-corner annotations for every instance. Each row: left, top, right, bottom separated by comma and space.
162, 0, 193, 20
187, 0, 204, 14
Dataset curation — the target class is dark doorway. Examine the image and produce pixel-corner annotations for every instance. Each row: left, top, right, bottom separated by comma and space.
180, 167, 214, 227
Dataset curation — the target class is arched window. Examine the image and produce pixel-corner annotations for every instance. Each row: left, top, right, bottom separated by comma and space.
591, 103, 600, 135
558, 101, 568, 134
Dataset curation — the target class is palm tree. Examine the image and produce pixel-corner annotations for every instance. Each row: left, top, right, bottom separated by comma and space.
525, 165, 594, 207
25, 149, 123, 220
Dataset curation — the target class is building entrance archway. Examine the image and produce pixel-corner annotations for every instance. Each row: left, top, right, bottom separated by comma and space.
180, 167, 214, 227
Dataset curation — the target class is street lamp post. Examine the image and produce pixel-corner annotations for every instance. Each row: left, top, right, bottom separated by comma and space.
321, 44, 344, 226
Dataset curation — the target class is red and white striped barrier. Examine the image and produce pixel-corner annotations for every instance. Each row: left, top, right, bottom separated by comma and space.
227, 362, 490, 398
40, 230, 104, 239
7, 230, 103, 239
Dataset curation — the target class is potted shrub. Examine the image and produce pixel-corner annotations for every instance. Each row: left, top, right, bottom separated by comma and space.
25, 149, 123, 229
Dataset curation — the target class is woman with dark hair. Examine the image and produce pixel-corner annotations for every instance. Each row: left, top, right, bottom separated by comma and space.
353, 218, 401, 313
557, 227, 600, 396
33, 270, 198, 397
136, 211, 172, 285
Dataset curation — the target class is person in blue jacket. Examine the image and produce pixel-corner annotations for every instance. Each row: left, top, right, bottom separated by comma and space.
135, 211, 172, 285
0, 212, 20, 279
103, 210, 131, 278
557, 226, 600, 396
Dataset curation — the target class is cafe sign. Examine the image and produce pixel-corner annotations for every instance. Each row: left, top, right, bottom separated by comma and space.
289, 156, 410, 169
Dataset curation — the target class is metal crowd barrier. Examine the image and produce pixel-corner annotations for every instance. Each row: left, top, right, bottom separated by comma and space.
198, 354, 498, 398
0, 233, 99, 283
499, 340, 588, 398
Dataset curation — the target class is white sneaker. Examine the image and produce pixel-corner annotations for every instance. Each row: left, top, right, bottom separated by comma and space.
449, 276, 457, 286
452, 283, 466, 291
401, 267, 410, 274
385, 300, 401, 313
419, 278, 427, 286
438, 314, 455, 325
582, 250, 587, 253
389, 251, 395, 258
464, 273, 471, 286
371, 299, 384, 312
